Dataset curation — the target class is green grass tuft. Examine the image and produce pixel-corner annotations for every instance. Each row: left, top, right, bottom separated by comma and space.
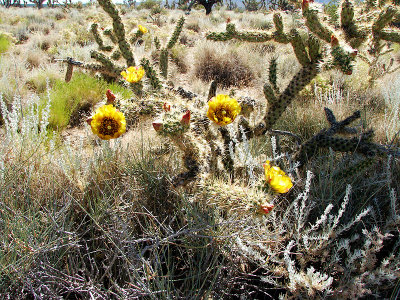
0, 33, 11, 54
44, 72, 134, 130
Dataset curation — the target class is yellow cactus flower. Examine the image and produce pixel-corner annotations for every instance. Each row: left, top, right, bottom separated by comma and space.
90, 104, 126, 140
121, 66, 145, 83
207, 94, 241, 126
138, 25, 148, 34
263, 161, 293, 193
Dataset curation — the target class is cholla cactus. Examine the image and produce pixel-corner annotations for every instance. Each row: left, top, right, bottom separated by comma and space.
73, 0, 185, 92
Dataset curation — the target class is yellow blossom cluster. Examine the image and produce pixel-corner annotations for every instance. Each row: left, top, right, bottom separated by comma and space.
121, 66, 145, 83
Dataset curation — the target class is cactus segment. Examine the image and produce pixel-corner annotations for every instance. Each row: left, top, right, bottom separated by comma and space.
160, 48, 169, 78
264, 62, 319, 130
167, 16, 185, 49
154, 36, 161, 50
103, 28, 117, 43
208, 80, 217, 100
273, 13, 289, 43
141, 58, 161, 90
98, 0, 135, 66
307, 34, 322, 62
379, 30, 400, 43
333, 157, 375, 180
373, 6, 397, 33
263, 83, 278, 106
91, 23, 111, 51
331, 45, 355, 75
111, 50, 121, 61
207, 23, 274, 43
268, 57, 278, 92
90, 50, 122, 75
290, 29, 311, 66
303, 8, 333, 43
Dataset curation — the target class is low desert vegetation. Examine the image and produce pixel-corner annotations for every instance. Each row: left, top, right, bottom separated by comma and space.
0, 0, 399, 298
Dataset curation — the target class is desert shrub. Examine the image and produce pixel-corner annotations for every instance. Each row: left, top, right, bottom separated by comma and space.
194, 43, 255, 87
138, 0, 161, 10
26, 50, 45, 69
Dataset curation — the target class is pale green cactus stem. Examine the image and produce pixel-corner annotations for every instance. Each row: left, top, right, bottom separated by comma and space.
90, 50, 122, 77
330, 44, 356, 74
263, 62, 319, 131
371, 6, 400, 50
307, 34, 322, 62
341, 0, 354, 27
273, 13, 289, 43
98, 0, 135, 67
110, 50, 121, 61
159, 48, 169, 79
263, 83, 278, 106
154, 36, 161, 50
340, 0, 367, 48
167, 17, 185, 49
302, 5, 333, 43
207, 80, 217, 100
373, 5, 397, 32
333, 157, 375, 180
103, 28, 117, 43
290, 29, 311, 66
91, 23, 113, 52
130, 29, 144, 45
141, 58, 161, 90
378, 30, 400, 43
80, 63, 122, 78
207, 23, 273, 42
130, 82, 143, 97
268, 57, 278, 92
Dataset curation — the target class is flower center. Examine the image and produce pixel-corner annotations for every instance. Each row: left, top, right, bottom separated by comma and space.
215, 108, 232, 121
99, 117, 119, 136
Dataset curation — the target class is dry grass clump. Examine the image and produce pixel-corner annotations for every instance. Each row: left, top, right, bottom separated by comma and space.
193, 41, 257, 88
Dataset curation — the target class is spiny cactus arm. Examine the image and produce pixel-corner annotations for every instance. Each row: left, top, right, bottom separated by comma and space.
372, 5, 397, 33
307, 34, 322, 62
263, 62, 319, 131
341, 0, 355, 28
207, 80, 217, 100
378, 29, 400, 43
167, 17, 185, 49
273, 13, 290, 44
77, 63, 121, 78
154, 37, 161, 50
218, 127, 235, 174
324, 107, 360, 135
302, 2, 333, 43
340, 0, 367, 48
111, 50, 121, 61
97, 0, 135, 66
103, 28, 117, 44
90, 50, 123, 75
268, 57, 278, 92
263, 83, 278, 106
91, 23, 113, 51
290, 29, 311, 66
141, 58, 162, 90
291, 109, 398, 165
206, 23, 274, 42
159, 48, 169, 79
